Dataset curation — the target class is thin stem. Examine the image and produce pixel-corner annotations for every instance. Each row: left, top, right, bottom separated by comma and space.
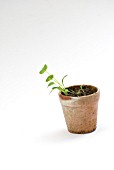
45, 70, 70, 96
68, 89, 75, 94
80, 85, 86, 95
46, 71, 64, 88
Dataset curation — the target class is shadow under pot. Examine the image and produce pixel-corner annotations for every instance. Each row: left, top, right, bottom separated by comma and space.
58, 85, 100, 134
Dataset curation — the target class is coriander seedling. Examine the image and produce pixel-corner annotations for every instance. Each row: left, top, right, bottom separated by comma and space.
39, 64, 85, 96
39, 64, 69, 95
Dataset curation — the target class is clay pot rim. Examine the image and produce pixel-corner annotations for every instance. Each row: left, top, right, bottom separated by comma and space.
58, 84, 100, 99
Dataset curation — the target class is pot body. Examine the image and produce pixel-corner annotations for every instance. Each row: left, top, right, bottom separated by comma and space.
59, 85, 100, 134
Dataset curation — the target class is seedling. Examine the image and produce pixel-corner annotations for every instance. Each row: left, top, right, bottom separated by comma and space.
39, 64, 85, 96
39, 64, 69, 95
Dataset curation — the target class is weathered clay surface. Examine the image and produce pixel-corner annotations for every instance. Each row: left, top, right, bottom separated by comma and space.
59, 85, 100, 134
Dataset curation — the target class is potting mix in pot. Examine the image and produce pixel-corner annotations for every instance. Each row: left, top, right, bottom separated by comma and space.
63, 85, 97, 97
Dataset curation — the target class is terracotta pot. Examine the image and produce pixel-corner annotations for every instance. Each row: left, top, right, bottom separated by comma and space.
59, 85, 100, 134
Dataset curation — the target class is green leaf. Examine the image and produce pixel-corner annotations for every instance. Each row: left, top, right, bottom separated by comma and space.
49, 86, 58, 94
52, 87, 58, 90
53, 86, 66, 94
58, 87, 68, 96
64, 89, 69, 93
46, 75, 54, 82
49, 86, 62, 94
47, 82, 55, 88
62, 75, 68, 86
80, 85, 83, 90
80, 85, 85, 95
39, 64, 47, 74
49, 86, 68, 96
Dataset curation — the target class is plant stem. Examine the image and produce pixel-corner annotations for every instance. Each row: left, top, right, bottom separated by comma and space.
68, 89, 75, 94
46, 70, 75, 96
46, 71, 64, 88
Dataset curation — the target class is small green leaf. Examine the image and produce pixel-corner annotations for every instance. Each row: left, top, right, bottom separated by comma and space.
62, 75, 68, 86
39, 64, 47, 74
64, 89, 69, 93
46, 75, 54, 82
80, 85, 85, 95
50, 86, 62, 94
49, 86, 58, 94
62, 88, 69, 95
52, 87, 58, 90
80, 85, 83, 90
47, 82, 55, 88
49, 86, 68, 96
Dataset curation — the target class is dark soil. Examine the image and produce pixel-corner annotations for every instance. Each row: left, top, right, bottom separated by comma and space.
63, 85, 98, 97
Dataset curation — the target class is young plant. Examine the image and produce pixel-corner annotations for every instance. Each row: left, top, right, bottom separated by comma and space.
39, 64, 69, 95
39, 64, 85, 96
79, 85, 86, 95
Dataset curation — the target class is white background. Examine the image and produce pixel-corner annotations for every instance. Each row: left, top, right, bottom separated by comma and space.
0, 0, 114, 169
